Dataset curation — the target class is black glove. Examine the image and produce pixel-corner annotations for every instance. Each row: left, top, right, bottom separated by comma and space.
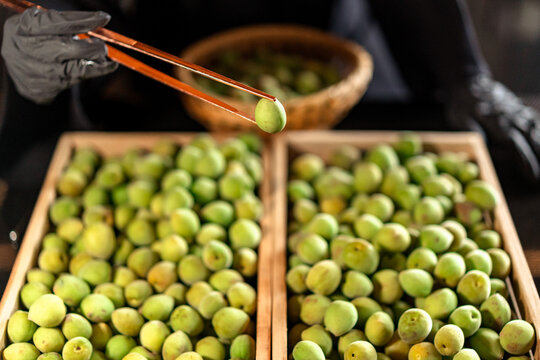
447, 73, 540, 183
1, 7, 118, 104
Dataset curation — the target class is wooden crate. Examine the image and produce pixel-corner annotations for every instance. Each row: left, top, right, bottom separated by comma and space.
0, 132, 272, 359
271, 131, 540, 359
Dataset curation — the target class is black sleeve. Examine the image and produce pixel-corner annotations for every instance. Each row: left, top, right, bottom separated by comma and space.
367, 0, 490, 98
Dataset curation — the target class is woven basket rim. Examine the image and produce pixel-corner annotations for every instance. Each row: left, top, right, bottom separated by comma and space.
175, 23, 373, 107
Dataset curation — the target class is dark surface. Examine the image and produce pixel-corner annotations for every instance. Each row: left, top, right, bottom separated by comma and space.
0, 100, 539, 297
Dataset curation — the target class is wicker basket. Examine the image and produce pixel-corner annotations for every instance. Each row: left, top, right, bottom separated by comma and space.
175, 25, 373, 132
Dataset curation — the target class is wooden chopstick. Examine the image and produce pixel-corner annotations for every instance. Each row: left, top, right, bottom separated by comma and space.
88, 27, 276, 102
0, 0, 274, 124
84, 35, 257, 124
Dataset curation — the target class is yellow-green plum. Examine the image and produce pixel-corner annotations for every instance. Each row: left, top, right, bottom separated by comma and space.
469, 328, 504, 360
209, 269, 244, 293
94, 283, 124, 308
413, 197, 444, 225
147, 261, 178, 293
433, 252, 466, 288
212, 307, 250, 340
465, 249, 493, 275
2, 343, 40, 360
233, 247, 258, 278
229, 219, 262, 249
406, 247, 438, 273
364, 194, 394, 222
300, 294, 331, 325
464, 180, 499, 210
353, 162, 383, 194
366, 145, 399, 172
62, 313, 93, 340
305, 260, 342, 296
453, 348, 481, 360
111, 308, 144, 337
199, 291, 227, 319
301, 325, 333, 356
344, 341, 377, 360
352, 297, 383, 328
227, 282, 257, 315
7, 310, 37, 342
33, 327, 65, 353
90, 323, 112, 351
170, 305, 204, 336
38, 248, 69, 274
230, 334, 256, 360
423, 288, 458, 320
374, 223, 411, 253
487, 248, 511, 279
63, 337, 93, 360
338, 330, 367, 357
499, 320, 536, 355
343, 239, 379, 274
384, 334, 411, 360
448, 305, 482, 337
365, 311, 395, 346
398, 269, 433, 298
178, 255, 210, 285
457, 270, 491, 305
480, 294, 511, 331
407, 342, 441, 360
140, 294, 174, 321
324, 300, 358, 337
372, 269, 403, 305
81, 294, 115, 323
26, 268, 56, 289
254, 98, 286, 134
292, 340, 325, 360
28, 294, 66, 327
124, 280, 153, 307
295, 233, 328, 265
139, 320, 170, 353
77, 259, 112, 286
161, 331, 192, 360
398, 308, 432, 344
419, 225, 453, 253
175, 352, 203, 360
170, 208, 200, 240
342, 270, 373, 298
434, 324, 464, 356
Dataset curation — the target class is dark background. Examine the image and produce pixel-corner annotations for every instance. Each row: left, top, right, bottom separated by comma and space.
0, 0, 539, 295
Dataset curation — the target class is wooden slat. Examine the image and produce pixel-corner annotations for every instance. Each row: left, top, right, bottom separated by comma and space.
271, 134, 289, 360
0, 132, 272, 360
256, 136, 273, 358
271, 130, 540, 359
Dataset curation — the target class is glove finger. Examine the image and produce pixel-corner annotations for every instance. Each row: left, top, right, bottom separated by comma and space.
61, 57, 119, 85
16, 34, 108, 62
17, 7, 111, 36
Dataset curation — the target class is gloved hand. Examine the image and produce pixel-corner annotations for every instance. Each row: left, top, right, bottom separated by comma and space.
1, 7, 118, 104
447, 74, 540, 183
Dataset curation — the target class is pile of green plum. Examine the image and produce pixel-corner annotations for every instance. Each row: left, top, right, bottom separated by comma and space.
196, 48, 341, 102
286, 133, 536, 360
3, 134, 264, 360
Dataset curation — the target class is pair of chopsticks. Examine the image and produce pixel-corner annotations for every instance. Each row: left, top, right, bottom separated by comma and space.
0, 0, 276, 124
